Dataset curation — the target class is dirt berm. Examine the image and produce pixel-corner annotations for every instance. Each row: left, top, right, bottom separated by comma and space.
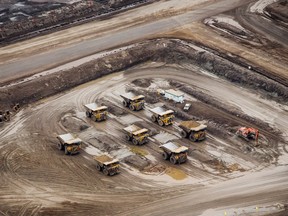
1, 39, 287, 111
265, 0, 288, 23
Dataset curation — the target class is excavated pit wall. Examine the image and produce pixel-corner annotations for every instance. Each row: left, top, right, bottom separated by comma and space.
1, 39, 287, 111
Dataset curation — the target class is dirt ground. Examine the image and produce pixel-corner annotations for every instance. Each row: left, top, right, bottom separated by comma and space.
0, 0, 156, 44
0, 0, 288, 215
1, 46, 287, 215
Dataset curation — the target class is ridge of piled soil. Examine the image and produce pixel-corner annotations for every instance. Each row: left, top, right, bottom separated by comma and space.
0, 39, 287, 111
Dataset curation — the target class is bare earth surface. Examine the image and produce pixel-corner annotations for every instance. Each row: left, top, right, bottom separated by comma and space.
0, 0, 288, 215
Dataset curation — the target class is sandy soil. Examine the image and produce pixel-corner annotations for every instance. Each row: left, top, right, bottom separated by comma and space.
0, 59, 287, 215
0, 0, 288, 215
0, 0, 211, 64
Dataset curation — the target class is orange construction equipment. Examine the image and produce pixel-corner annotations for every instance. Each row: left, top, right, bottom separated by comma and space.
236, 127, 259, 143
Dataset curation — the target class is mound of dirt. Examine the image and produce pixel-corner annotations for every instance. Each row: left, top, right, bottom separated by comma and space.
126, 86, 159, 104
142, 164, 166, 174
108, 0, 146, 9
99, 99, 128, 116
207, 159, 245, 173
60, 114, 89, 132
88, 135, 120, 152
213, 22, 247, 36
123, 155, 149, 170
131, 78, 152, 88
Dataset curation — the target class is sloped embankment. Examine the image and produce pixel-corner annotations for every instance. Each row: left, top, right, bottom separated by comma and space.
0, 39, 287, 111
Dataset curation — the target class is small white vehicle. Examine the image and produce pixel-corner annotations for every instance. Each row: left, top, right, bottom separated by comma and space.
183, 103, 191, 112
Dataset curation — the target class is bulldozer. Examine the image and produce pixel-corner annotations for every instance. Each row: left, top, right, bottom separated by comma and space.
150, 106, 174, 126
160, 142, 188, 164
123, 124, 149, 145
84, 103, 108, 122
57, 133, 82, 155
120, 92, 145, 111
94, 155, 120, 176
236, 127, 259, 143
179, 120, 207, 142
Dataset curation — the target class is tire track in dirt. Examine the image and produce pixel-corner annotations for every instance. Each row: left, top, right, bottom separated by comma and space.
1, 58, 287, 214
1, 141, 46, 192
85, 79, 224, 180
67, 69, 273, 180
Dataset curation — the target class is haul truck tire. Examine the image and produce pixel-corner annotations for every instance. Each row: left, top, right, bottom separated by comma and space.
181, 130, 187, 138
170, 156, 177, 164
162, 152, 169, 160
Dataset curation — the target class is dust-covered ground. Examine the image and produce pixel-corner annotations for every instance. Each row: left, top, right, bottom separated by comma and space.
0, 0, 156, 44
0, 0, 288, 215
0, 39, 288, 215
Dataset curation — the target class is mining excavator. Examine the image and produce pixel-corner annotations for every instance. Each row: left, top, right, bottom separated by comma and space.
236, 127, 259, 143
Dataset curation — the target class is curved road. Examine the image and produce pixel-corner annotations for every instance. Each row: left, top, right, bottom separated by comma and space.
118, 166, 288, 216
0, 0, 287, 215
236, 3, 288, 47
0, 0, 255, 83
0, 65, 287, 215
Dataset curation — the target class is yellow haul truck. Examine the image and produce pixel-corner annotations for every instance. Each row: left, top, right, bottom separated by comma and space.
123, 124, 150, 145
120, 92, 145, 111
57, 133, 82, 155
84, 103, 108, 122
94, 155, 120, 176
160, 142, 188, 164
179, 120, 207, 142
150, 106, 174, 126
